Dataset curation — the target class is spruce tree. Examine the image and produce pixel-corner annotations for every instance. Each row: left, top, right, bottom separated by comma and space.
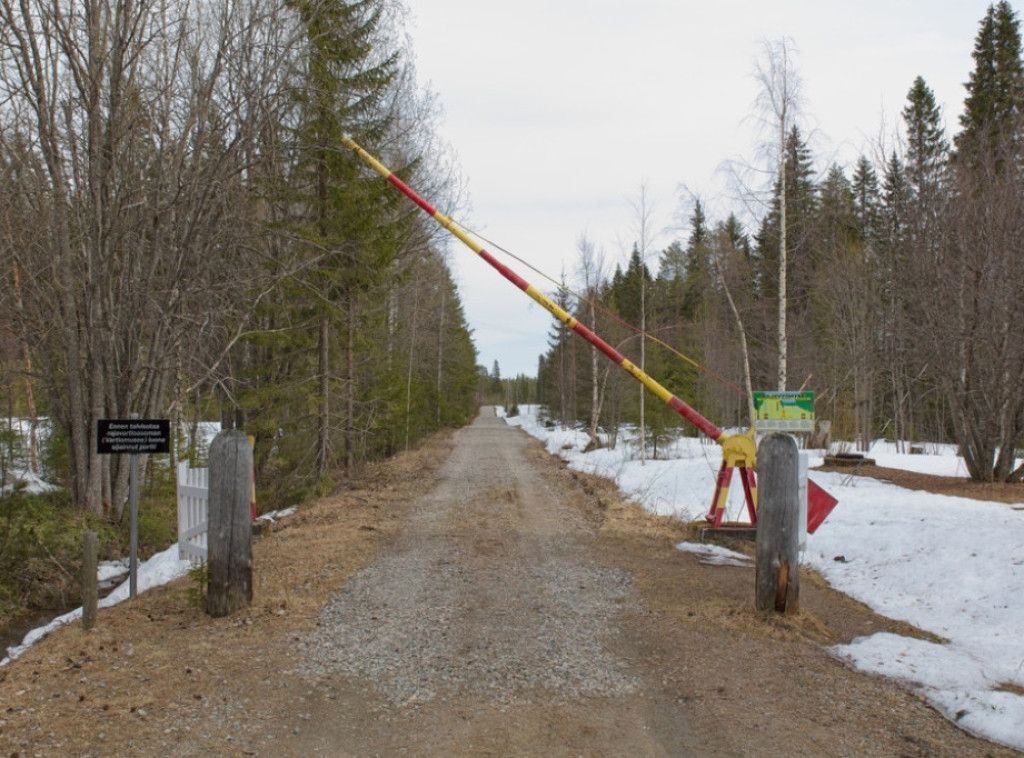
814, 163, 878, 449
753, 125, 817, 303
612, 246, 653, 327
541, 281, 576, 427
881, 152, 911, 253
655, 240, 688, 326
851, 156, 883, 251
956, 0, 1024, 156
651, 239, 700, 431
680, 200, 712, 321
707, 215, 756, 427
609, 246, 653, 436
903, 76, 949, 199
432, 265, 479, 428
288, 0, 403, 479
816, 164, 858, 254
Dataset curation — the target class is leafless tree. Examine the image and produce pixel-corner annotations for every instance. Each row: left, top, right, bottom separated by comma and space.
915, 145, 1024, 481
0, 0, 298, 516
753, 38, 803, 391
575, 233, 608, 450
628, 181, 657, 462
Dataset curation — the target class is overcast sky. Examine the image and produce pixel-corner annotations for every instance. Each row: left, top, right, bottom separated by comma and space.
404, 0, 997, 377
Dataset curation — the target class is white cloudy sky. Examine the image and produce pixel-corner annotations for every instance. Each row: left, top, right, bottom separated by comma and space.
404, 0, 995, 377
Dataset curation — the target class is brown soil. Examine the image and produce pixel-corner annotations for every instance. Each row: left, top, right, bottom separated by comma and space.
817, 462, 1024, 505
0, 413, 1019, 757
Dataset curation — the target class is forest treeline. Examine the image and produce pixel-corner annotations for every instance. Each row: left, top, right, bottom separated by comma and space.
0, 0, 480, 518
538, 2, 1024, 484
1, 0, 1022, 542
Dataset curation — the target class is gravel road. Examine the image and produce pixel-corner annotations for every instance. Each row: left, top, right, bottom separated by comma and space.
2, 407, 1015, 756
274, 408, 1016, 757
291, 406, 701, 755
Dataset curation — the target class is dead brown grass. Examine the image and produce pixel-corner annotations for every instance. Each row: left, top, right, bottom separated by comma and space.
0, 431, 454, 756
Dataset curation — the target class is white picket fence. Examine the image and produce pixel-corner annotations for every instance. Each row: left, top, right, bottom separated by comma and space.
177, 462, 209, 565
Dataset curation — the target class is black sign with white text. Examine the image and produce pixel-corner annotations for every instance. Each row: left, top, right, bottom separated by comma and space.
97, 419, 171, 455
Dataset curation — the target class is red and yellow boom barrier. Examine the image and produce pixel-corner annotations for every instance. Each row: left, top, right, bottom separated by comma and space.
341, 135, 837, 531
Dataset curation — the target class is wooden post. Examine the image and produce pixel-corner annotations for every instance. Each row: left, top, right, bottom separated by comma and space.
755, 433, 800, 613
206, 430, 253, 618
82, 531, 98, 630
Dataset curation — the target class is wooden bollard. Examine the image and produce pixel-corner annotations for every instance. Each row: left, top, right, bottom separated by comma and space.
206, 430, 253, 618
755, 433, 800, 614
82, 531, 98, 630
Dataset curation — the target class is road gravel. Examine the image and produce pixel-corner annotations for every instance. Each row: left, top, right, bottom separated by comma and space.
0, 407, 1017, 756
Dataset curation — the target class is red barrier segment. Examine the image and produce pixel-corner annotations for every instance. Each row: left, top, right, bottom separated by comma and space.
341, 135, 837, 532
341, 136, 726, 439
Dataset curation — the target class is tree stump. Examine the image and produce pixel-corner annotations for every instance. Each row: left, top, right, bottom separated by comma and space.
206, 430, 253, 618
755, 433, 800, 614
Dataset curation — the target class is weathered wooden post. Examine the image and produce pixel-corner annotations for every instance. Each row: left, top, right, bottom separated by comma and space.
82, 531, 98, 630
755, 433, 800, 613
206, 429, 253, 617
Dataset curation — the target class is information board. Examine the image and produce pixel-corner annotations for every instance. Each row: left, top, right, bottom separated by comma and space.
97, 419, 171, 454
752, 391, 815, 433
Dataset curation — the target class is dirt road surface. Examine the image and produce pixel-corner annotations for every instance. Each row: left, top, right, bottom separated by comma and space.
0, 408, 1017, 756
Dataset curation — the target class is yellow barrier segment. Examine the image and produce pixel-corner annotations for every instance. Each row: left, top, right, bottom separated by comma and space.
340, 135, 838, 531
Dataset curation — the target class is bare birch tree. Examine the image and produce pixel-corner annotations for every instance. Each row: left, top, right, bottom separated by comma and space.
628, 181, 657, 463
575, 233, 607, 450
753, 38, 803, 391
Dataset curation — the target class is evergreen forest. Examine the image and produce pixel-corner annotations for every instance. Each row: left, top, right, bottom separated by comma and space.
538, 2, 1024, 486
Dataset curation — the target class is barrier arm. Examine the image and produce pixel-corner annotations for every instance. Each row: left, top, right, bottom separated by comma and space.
341, 135, 837, 531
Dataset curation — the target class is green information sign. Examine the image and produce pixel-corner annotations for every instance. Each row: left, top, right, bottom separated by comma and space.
752, 391, 815, 432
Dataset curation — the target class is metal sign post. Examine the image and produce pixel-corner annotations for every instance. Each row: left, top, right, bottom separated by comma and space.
97, 417, 171, 599
129, 413, 139, 598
